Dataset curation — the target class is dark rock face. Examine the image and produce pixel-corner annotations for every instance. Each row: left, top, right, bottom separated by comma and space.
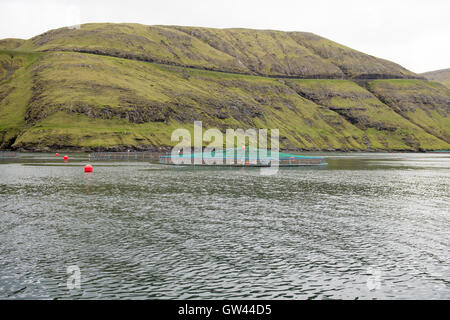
0, 131, 16, 149
368, 80, 450, 143
287, 83, 397, 131
328, 107, 396, 131
67, 101, 168, 123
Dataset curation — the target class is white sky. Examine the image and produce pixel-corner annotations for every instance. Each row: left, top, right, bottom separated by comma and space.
0, 0, 449, 73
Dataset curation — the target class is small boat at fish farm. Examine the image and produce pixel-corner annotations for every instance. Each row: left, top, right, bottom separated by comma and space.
159, 148, 327, 167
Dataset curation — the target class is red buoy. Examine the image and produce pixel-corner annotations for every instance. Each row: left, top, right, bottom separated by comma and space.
55, 153, 59, 157
63, 155, 69, 160
84, 164, 93, 173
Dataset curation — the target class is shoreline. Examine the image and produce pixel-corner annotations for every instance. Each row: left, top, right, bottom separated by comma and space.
2, 147, 449, 154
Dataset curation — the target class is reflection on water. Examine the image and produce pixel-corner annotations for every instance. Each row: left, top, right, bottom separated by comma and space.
0, 153, 449, 299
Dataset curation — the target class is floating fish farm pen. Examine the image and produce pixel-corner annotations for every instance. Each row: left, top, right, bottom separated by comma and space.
89, 151, 165, 161
0, 151, 17, 159
159, 148, 327, 167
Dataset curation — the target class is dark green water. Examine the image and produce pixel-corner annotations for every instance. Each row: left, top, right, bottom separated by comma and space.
0, 152, 448, 299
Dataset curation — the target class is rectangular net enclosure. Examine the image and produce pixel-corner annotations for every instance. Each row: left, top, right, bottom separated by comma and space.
89, 151, 165, 161
159, 148, 327, 167
0, 151, 17, 159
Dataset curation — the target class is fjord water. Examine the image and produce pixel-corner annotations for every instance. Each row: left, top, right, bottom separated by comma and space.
0, 153, 448, 299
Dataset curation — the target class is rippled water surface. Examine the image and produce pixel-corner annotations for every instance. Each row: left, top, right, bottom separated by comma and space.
0, 152, 449, 299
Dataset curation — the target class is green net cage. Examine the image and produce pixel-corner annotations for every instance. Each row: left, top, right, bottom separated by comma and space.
160, 148, 327, 167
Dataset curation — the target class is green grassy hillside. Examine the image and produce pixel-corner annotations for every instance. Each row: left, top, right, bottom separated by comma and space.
3, 51, 366, 150
19, 23, 417, 79
0, 23, 448, 151
284, 79, 447, 149
421, 68, 450, 88
0, 50, 43, 148
367, 79, 449, 143
0, 38, 25, 50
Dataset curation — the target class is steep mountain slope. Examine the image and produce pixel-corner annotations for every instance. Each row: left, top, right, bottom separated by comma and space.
18, 23, 417, 79
284, 79, 446, 149
0, 50, 43, 147
287, 32, 417, 79
367, 79, 449, 143
421, 68, 450, 88
0, 23, 448, 151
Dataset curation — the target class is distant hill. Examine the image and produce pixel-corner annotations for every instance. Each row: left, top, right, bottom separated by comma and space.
0, 38, 25, 50
0, 23, 448, 151
421, 68, 450, 88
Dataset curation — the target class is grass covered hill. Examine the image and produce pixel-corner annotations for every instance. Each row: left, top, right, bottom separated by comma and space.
0, 23, 448, 151
421, 68, 450, 89
18, 23, 418, 79
0, 38, 25, 50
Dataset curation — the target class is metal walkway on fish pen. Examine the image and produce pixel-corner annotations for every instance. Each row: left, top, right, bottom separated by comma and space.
160, 148, 327, 167
0, 151, 17, 159
89, 151, 166, 161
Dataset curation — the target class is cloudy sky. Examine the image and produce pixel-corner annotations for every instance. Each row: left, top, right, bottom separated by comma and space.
1, 0, 448, 73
